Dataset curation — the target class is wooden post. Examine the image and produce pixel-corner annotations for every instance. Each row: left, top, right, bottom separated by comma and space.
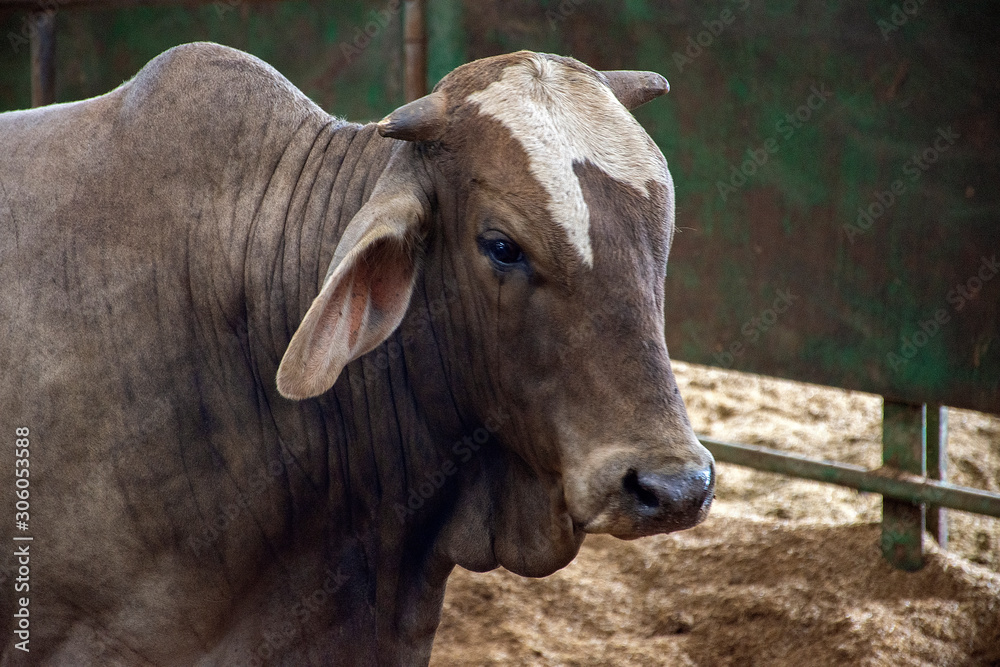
881, 400, 926, 571
30, 10, 57, 107
925, 404, 948, 547
403, 0, 427, 102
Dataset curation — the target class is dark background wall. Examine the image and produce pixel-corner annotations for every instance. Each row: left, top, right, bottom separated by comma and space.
2, 0, 997, 413
0, 1, 404, 119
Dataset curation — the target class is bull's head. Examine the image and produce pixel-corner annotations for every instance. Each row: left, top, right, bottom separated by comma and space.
276, 51, 714, 576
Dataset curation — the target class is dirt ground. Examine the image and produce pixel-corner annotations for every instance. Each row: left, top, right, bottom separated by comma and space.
430, 361, 1000, 666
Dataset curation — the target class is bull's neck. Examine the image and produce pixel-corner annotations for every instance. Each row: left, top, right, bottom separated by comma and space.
247, 119, 392, 336
241, 118, 462, 664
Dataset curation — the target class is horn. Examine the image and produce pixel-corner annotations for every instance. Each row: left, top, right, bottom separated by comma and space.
602, 70, 670, 110
376, 91, 447, 142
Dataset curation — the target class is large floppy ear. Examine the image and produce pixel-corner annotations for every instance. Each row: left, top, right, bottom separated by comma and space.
601, 70, 669, 110
276, 152, 430, 400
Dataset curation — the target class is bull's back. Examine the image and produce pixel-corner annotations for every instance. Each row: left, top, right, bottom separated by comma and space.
0, 43, 324, 663
0, 41, 305, 392
0, 42, 267, 468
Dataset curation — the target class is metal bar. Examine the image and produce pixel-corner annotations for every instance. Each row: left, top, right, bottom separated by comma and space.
403, 0, 426, 102
926, 405, 949, 546
881, 401, 925, 571
30, 10, 56, 107
699, 437, 1000, 518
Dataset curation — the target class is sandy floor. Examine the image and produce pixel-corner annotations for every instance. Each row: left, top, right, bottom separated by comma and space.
430, 361, 1000, 666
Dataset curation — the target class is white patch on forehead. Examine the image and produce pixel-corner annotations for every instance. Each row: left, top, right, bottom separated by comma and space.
465, 55, 668, 267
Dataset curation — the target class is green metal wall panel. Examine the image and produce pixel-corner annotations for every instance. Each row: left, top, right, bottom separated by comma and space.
2, 0, 997, 413
0, 0, 405, 120
432, 0, 999, 414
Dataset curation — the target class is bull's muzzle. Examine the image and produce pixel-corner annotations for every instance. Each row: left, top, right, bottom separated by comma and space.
573, 441, 715, 539
621, 460, 715, 533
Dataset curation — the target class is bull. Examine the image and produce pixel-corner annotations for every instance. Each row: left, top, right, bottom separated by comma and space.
0, 43, 713, 665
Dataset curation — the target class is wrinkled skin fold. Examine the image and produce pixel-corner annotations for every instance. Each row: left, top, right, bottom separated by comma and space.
0, 44, 713, 665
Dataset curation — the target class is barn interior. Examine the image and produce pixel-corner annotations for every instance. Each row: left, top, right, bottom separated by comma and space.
1, 0, 997, 663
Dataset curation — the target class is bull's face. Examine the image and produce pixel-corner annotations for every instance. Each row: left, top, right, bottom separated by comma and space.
276, 51, 714, 575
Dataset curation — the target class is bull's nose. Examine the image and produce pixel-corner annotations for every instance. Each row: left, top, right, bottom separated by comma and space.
621, 462, 715, 529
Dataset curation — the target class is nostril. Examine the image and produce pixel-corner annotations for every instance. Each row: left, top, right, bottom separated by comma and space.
622, 465, 715, 520
623, 468, 660, 509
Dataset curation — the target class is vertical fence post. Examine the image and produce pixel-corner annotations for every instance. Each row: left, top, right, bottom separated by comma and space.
403, 0, 427, 102
925, 404, 948, 547
881, 400, 926, 571
30, 10, 57, 107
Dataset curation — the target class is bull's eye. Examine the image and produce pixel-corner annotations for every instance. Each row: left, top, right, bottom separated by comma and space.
478, 233, 526, 270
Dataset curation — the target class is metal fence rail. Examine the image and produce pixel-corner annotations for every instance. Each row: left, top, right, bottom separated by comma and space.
701, 437, 1000, 518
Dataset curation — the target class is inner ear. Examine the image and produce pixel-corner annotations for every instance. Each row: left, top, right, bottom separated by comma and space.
365, 240, 415, 314
344, 238, 416, 352
276, 235, 418, 401
312, 240, 413, 359
276, 149, 428, 401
